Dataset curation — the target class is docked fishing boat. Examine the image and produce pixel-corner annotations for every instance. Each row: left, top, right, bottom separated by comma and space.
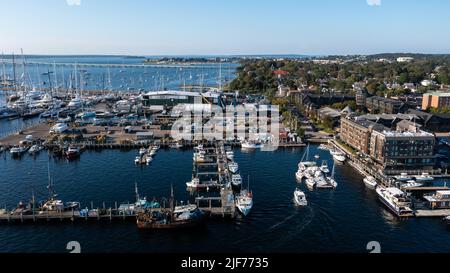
66, 146, 80, 159
394, 173, 412, 182
363, 176, 378, 189
236, 190, 253, 216
415, 173, 434, 182
293, 188, 308, 206
376, 187, 414, 217
228, 162, 239, 174
330, 150, 346, 163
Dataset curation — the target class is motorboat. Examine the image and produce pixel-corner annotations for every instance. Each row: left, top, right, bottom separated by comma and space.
29, 144, 44, 154
305, 178, 316, 189
314, 154, 320, 159
444, 216, 450, 225
228, 162, 239, 174
137, 204, 206, 229
241, 141, 262, 150
10, 146, 27, 156
170, 142, 184, 149
415, 173, 434, 182
226, 151, 234, 161
139, 148, 147, 156
363, 176, 378, 189
400, 181, 424, 190
68, 96, 83, 109
186, 177, 201, 189
298, 161, 317, 172
394, 173, 412, 182
330, 150, 346, 163
66, 146, 80, 159
293, 188, 308, 206
231, 174, 243, 188
318, 144, 329, 151
320, 161, 330, 174
145, 156, 152, 165
376, 187, 414, 217
236, 190, 253, 216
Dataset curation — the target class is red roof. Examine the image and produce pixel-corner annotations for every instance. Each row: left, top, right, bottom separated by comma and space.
274, 70, 289, 75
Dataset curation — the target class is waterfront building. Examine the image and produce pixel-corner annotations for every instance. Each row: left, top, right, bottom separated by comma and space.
141, 90, 223, 110
424, 191, 450, 210
369, 124, 436, 170
317, 107, 343, 128
340, 117, 386, 154
365, 96, 407, 114
340, 116, 436, 171
406, 109, 450, 133
422, 91, 450, 110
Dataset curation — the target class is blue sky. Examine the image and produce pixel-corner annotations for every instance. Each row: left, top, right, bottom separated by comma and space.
1, 0, 449, 55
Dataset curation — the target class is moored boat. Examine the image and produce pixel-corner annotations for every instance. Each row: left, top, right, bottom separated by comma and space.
65, 146, 80, 159
236, 190, 253, 216
415, 173, 434, 182
228, 162, 239, 174
363, 176, 378, 189
376, 187, 414, 218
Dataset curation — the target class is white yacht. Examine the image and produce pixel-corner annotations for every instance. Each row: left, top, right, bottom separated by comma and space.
320, 161, 330, 174
331, 150, 346, 163
293, 189, 308, 206
415, 173, 434, 182
226, 151, 234, 161
186, 177, 201, 189
29, 145, 44, 154
228, 162, 239, 174
376, 187, 414, 217
236, 190, 253, 216
139, 148, 147, 156
363, 176, 378, 189
231, 174, 243, 188
68, 96, 83, 109
241, 141, 261, 150
10, 146, 27, 156
145, 156, 153, 165
305, 178, 316, 189
324, 162, 338, 189
401, 181, 424, 190
394, 173, 412, 182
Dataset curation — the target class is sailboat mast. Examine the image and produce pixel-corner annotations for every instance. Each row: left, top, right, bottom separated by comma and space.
12, 53, 17, 93
135, 181, 140, 202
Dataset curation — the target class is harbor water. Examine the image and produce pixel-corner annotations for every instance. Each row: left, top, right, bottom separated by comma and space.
0, 146, 449, 253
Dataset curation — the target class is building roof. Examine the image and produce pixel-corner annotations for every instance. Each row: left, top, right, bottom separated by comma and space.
423, 91, 450, 97
319, 107, 341, 118
144, 90, 202, 97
